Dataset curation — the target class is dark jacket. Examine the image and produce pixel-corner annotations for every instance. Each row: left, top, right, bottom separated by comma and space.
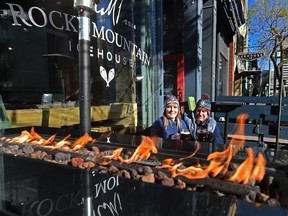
183, 111, 224, 145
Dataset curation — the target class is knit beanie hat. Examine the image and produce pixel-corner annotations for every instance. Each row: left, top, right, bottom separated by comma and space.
164, 95, 179, 108
196, 93, 211, 111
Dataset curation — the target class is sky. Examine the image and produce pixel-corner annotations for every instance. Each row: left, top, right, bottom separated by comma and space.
247, 0, 258, 51
248, 0, 254, 7
246, 0, 270, 70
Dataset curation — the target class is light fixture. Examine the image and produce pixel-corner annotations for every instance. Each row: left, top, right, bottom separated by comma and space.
136, 76, 144, 81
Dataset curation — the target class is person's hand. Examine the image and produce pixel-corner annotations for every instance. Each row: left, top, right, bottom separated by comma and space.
170, 133, 180, 140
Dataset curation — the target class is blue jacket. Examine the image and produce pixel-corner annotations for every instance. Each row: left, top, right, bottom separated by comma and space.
183, 111, 224, 145
150, 117, 188, 139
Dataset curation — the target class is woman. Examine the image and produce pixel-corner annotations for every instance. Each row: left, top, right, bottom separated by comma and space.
150, 95, 188, 139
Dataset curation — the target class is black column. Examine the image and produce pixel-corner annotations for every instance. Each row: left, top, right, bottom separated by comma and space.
78, 9, 92, 135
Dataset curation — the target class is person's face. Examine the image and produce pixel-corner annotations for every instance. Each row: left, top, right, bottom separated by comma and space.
165, 103, 179, 120
195, 107, 209, 122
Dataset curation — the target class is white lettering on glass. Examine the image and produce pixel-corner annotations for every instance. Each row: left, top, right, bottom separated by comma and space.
94, 0, 123, 26
92, 24, 151, 66
5, 2, 151, 67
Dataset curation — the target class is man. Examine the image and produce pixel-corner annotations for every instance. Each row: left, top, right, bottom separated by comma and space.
183, 93, 224, 151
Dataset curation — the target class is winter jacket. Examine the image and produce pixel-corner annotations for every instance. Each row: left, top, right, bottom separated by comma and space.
150, 117, 188, 139
183, 111, 224, 145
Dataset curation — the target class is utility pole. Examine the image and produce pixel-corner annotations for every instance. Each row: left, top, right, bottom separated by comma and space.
274, 49, 284, 162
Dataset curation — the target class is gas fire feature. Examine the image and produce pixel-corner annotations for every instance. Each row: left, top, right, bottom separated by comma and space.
0, 126, 288, 216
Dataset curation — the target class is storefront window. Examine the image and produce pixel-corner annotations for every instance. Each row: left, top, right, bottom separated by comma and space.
218, 55, 227, 96
0, 0, 159, 129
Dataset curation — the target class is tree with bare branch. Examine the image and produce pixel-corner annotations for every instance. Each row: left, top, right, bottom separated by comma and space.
248, 0, 288, 96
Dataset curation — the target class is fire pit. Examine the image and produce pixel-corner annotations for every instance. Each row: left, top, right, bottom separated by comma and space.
0, 124, 288, 216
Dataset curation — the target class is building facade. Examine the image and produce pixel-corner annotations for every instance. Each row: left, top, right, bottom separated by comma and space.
0, 0, 246, 131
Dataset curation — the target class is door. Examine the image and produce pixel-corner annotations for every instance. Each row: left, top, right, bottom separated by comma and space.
164, 54, 185, 102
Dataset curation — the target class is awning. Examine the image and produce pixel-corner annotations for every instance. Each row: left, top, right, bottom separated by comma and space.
238, 70, 261, 78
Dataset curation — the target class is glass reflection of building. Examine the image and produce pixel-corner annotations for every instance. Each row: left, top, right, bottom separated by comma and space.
0, 0, 160, 128
0, 0, 245, 131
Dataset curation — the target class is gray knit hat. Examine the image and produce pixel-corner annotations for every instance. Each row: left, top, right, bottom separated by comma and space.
196, 93, 211, 111
164, 95, 179, 108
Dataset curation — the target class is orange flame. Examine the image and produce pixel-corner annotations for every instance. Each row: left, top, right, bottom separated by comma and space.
205, 113, 249, 177
9, 127, 55, 145
101, 136, 158, 164
173, 164, 208, 179
156, 113, 266, 184
51, 134, 72, 149
128, 136, 158, 162
71, 133, 96, 150
228, 148, 266, 184
7, 127, 98, 150
5, 116, 267, 185
9, 130, 31, 144
97, 148, 124, 165
229, 113, 248, 156
179, 141, 200, 161
251, 151, 266, 182
228, 147, 254, 184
